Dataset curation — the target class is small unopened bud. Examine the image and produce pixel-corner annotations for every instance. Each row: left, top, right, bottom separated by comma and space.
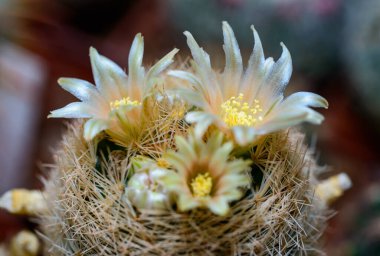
10, 230, 40, 256
125, 167, 171, 211
316, 173, 352, 204
0, 189, 47, 215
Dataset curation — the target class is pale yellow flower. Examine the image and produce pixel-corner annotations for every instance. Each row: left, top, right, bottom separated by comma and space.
161, 132, 251, 216
170, 22, 328, 145
49, 34, 178, 141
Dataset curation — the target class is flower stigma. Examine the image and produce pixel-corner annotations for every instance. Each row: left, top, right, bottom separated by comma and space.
221, 93, 263, 127
190, 172, 213, 198
109, 97, 141, 111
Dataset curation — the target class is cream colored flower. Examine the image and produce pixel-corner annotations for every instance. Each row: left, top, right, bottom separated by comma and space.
162, 132, 251, 216
170, 22, 328, 145
49, 34, 178, 141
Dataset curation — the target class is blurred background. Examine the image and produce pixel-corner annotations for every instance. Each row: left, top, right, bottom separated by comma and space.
0, 0, 379, 255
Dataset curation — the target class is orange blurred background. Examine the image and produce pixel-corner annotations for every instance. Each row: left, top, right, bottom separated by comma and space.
0, 0, 379, 255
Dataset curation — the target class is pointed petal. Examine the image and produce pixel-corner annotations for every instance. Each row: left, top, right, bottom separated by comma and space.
216, 184, 243, 200
168, 70, 202, 86
241, 26, 266, 99
184, 31, 211, 69
195, 118, 213, 139
58, 78, 100, 102
48, 102, 93, 118
175, 135, 197, 159
304, 108, 325, 124
261, 43, 292, 99
146, 48, 179, 90
207, 131, 224, 152
83, 119, 108, 140
175, 88, 209, 110
226, 160, 252, 175
160, 171, 183, 189
209, 142, 233, 171
128, 33, 145, 98
165, 152, 190, 175
178, 194, 199, 212
208, 197, 230, 216
232, 126, 257, 146
184, 31, 223, 106
256, 110, 309, 134
222, 21, 243, 96
185, 111, 211, 123
90, 47, 127, 100
263, 57, 275, 74
253, 57, 275, 105
259, 91, 327, 132
281, 92, 328, 109
214, 141, 233, 162
185, 112, 215, 138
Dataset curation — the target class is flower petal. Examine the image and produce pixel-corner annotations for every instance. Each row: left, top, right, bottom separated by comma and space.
185, 111, 216, 138
258, 91, 328, 133
168, 70, 202, 86
175, 135, 197, 160
178, 194, 199, 212
173, 88, 208, 110
83, 118, 109, 140
164, 152, 190, 175
90, 47, 127, 101
146, 48, 179, 91
256, 110, 310, 134
281, 92, 328, 109
209, 142, 234, 172
128, 33, 145, 98
207, 197, 230, 216
222, 21, 243, 97
261, 43, 292, 100
58, 78, 100, 102
232, 126, 257, 146
241, 26, 266, 100
184, 31, 223, 107
48, 102, 93, 118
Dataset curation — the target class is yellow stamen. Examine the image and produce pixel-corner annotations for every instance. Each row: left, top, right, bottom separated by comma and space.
156, 158, 170, 168
221, 93, 263, 127
190, 173, 213, 198
109, 97, 141, 110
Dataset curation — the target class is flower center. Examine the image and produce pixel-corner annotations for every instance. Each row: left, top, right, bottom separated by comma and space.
221, 93, 263, 127
190, 172, 213, 198
109, 97, 141, 110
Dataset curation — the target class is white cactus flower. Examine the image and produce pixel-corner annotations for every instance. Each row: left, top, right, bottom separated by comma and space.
49, 33, 178, 142
161, 131, 252, 216
170, 22, 328, 145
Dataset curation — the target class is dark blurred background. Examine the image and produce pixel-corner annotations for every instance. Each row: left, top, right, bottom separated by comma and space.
0, 0, 379, 255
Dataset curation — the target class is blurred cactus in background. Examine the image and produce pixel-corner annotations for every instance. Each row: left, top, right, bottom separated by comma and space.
166, 0, 343, 78
344, 0, 380, 127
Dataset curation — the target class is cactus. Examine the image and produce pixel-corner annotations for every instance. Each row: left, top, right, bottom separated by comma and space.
39, 123, 329, 255
1, 22, 350, 255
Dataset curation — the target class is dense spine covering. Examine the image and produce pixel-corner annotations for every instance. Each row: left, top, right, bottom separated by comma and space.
0, 22, 348, 255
